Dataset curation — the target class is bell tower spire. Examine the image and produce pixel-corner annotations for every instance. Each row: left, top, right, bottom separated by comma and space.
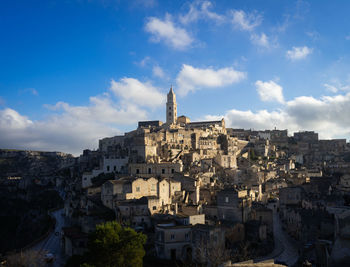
166, 86, 177, 125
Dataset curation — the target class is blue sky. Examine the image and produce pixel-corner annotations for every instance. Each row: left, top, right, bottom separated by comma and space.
1, 0, 350, 155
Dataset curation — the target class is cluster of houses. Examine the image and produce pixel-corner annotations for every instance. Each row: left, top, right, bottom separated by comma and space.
61, 88, 350, 266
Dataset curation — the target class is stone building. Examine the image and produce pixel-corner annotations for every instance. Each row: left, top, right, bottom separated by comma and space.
154, 213, 205, 261
279, 186, 304, 207
101, 176, 181, 210
155, 223, 192, 261
251, 205, 273, 234
101, 177, 158, 208
129, 162, 183, 178
217, 188, 251, 222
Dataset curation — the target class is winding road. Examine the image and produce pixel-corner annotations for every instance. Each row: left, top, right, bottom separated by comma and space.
255, 203, 299, 266
33, 209, 68, 266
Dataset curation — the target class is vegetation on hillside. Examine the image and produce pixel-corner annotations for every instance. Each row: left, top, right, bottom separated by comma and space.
65, 221, 147, 267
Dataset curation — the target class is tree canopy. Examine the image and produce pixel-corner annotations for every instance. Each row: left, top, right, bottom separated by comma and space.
84, 221, 147, 267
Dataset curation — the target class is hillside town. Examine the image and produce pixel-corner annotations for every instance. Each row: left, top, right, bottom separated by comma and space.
56, 88, 349, 267
2, 88, 350, 267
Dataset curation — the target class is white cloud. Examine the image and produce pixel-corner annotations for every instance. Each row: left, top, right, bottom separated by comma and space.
176, 64, 246, 96
255, 80, 285, 103
230, 9, 262, 31
0, 108, 33, 129
205, 92, 350, 140
306, 31, 320, 41
19, 88, 38, 96
250, 33, 270, 48
229, 10, 272, 48
179, 1, 224, 24
206, 109, 291, 131
285, 94, 350, 137
110, 77, 165, 107
136, 56, 151, 67
145, 14, 193, 50
324, 83, 339, 93
273, 14, 290, 33
286, 46, 313, 61
152, 65, 165, 78
0, 98, 146, 155
0, 78, 166, 155
53, 96, 147, 125
323, 81, 350, 93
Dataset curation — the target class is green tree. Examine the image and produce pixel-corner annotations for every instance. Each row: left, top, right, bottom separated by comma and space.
86, 221, 147, 267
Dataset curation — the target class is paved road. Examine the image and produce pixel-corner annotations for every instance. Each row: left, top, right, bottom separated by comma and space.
256, 203, 299, 266
34, 209, 67, 267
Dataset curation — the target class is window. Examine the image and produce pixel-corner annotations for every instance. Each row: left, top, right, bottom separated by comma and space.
151, 184, 156, 191
136, 169, 140, 174
169, 106, 171, 110
113, 166, 116, 171
153, 206, 157, 210
148, 168, 152, 174
169, 112, 172, 116
107, 165, 110, 172
171, 234, 175, 240
225, 196, 229, 203
162, 169, 165, 174
171, 168, 175, 174
185, 233, 189, 240
136, 186, 140, 192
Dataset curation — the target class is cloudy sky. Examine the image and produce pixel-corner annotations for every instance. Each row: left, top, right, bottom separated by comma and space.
1, 0, 350, 155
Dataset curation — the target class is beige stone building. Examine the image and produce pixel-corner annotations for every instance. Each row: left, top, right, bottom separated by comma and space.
101, 177, 158, 209
155, 223, 192, 260
129, 162, 183, 178
101, 176, 181, 210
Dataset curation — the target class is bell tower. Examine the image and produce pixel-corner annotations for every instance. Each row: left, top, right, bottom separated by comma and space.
166, 86, 177, 125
